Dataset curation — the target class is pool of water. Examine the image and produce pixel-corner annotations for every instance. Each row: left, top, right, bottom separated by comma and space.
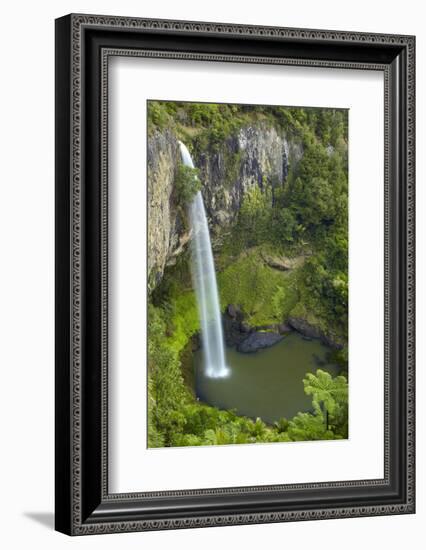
194, 332, 340, 424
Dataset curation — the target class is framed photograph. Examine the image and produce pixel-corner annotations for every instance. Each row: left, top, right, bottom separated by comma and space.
55, 14, 415, 535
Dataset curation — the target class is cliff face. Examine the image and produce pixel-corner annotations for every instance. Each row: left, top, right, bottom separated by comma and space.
147, 130, 181, 291
147, 124, 303, 291
198, 125, 289, 231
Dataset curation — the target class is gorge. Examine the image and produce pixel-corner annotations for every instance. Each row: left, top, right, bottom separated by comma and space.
147, 101, 349, 448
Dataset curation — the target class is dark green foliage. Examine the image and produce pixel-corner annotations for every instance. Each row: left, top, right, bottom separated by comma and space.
303, 369, 348, 437
226, 133, 347, 259
232, 185, 303, 251
286, 144, 348, 233
147, 101, 170, 130
297, 236, 348, 338
274, 417, 289, 433
328, 346, 349, 372
148, 100, 348, 151
174, 164, 201, 204
147, 304, 190, 446
236, 186, 273, 247
286, 370, 348, 441
270, 207, 301, 245
287, 405, 335, 441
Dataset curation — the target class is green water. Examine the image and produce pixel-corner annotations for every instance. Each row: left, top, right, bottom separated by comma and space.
194, 332, 340, 424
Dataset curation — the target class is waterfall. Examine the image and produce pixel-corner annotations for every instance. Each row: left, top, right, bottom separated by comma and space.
178, 142, 229, 379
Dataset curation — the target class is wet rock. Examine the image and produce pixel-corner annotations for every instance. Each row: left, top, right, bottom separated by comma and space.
196, 125, 291, 231
227, 304, 239, 319
240, 322, 251, 333
287, 317, 322, 340
287, 317, 343, 350
237, 332, 284, 353
191, 333, 201, 352
147, 130, 181, 292
223, 314, 250, 348
277, 323, 293, 335
261, 252, 306, 271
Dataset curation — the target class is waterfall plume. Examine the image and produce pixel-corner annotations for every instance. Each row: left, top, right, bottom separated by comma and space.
178, 141, 229, 379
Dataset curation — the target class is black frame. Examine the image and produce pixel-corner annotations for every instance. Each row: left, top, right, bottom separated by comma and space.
55, 13, 415, 535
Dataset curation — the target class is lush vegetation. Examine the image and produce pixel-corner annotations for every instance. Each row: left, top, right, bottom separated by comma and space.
217, 251, 299, 326
174, 164, 201, 205
147, 101, 349, 447
148, 299, 348, 447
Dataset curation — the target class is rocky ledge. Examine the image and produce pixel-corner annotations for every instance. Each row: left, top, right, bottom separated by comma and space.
237, 332, 284, 353
287, 317, 343, 350
223, 304, 286, 353
260, 251, 307, 271
222, 304, 343, 354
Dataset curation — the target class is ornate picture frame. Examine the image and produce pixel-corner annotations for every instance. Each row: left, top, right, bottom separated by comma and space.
55, 13, 415, 535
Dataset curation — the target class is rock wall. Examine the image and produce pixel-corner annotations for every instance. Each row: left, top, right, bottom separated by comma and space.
147, 124, 303, 290
147, 130, 181, 291
197, 124, 290, 231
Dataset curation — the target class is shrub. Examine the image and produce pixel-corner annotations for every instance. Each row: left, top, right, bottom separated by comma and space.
174, 164, 201, 204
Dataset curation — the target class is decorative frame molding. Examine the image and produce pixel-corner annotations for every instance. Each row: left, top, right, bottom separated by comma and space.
55, 14, 415, 535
